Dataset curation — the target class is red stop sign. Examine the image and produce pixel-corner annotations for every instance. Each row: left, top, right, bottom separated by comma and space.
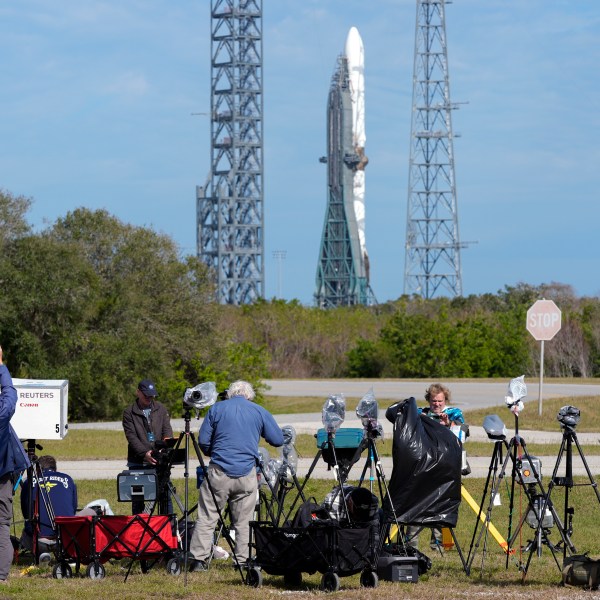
526, 299, 562, 341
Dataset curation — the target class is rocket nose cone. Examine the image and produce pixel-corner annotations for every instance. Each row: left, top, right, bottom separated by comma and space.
345, 26, 363, 58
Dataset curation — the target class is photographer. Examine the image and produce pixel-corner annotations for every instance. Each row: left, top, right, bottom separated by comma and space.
122, 379, 173, 514
419, 383, 464, 428
188, 380, 284, 572
0, 345, 30, 584
408, 383, 465, 553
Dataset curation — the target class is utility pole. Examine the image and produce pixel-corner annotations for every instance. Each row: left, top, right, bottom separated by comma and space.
272, 250, 286, 298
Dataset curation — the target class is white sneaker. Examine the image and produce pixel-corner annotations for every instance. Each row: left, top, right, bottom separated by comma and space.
212, 545, 229, 560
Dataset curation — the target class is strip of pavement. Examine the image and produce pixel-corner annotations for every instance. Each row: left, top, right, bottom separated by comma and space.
63, 452, 600, 482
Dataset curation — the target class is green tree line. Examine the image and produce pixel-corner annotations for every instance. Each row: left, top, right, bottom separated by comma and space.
1, 190, 598, 422
0, 190, 268, 421
222, 285, 600, 381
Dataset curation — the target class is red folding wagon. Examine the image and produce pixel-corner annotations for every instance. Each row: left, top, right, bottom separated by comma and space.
53, 514, 181, 579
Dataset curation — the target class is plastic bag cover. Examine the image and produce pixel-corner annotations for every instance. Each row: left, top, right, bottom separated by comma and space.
384, 397, 461, 527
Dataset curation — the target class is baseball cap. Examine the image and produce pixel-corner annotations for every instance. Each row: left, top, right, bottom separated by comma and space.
138, 379, 158, 397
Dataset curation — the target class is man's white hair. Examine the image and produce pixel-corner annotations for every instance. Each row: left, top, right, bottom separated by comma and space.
227, 380, 255, 401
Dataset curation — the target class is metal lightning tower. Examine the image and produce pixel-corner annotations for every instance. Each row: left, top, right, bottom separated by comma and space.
197, 0, 264, 305
404, 0, 464, 298
315, 28, 375, 309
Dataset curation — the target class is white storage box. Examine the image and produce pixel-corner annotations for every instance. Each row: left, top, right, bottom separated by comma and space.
11, 379, 69, 440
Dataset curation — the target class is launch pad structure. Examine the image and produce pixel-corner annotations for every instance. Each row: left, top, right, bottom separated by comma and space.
403, 0, 467, 299
196, 0, 264, 305
315, 28, 376, 309
195, 1, 467, 305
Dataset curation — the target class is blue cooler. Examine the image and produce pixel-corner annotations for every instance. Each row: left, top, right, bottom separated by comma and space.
316, 427, 365, 470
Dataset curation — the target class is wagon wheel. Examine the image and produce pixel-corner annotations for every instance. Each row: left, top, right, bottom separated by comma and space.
245, 566, 263, 588
52, 562, 72, 579
86, 562, 106, 579
283, 571, 302, 588
166, 557, 181, 576
320, 571, 340, 593
360, 569, 379, 588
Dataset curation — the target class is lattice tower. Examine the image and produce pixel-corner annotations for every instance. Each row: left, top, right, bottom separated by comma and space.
196, 0, 264, 304
404, 0, 465, 298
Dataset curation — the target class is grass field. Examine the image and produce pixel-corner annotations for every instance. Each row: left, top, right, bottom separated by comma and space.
6, 390, 597, 597
6, 475, 600, 598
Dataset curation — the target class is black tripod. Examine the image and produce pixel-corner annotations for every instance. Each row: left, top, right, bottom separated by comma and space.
523, 420, 599, 574
21, 440, 60, 565
127, 406, 244, 583
466, 411, 572, 576
266, 447, 309, 528
356, 424, 401, 530
354, 427, 404, 550
276, 428, 360, 530
165, 406, 242, 581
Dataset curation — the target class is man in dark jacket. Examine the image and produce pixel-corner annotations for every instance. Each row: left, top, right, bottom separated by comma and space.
0, 345, 30, 583
122, 379, 173, 513
188, 380, 283, 572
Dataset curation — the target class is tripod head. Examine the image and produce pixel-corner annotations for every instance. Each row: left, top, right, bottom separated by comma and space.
356, 389, 383, 440
557, 405, 580, 433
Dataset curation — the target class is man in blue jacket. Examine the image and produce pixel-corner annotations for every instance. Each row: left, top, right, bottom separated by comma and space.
0, 345, 30, 583
188, 380, 283, 572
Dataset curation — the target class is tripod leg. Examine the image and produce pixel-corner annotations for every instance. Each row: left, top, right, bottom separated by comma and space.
573, 432, 600, 504
466, 441, 503, 571
449, 528, 469, 575
517, 438, 574, 576
505, 437, 521, 567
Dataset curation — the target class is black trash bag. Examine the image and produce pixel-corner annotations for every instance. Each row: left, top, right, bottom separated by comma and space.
384, 397, 461, 527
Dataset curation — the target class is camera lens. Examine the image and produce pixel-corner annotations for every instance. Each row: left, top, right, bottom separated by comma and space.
191, 390, 203, 400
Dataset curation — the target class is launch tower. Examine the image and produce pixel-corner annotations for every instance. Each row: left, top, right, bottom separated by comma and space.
315, 28, 375, 308
403, 0, 464, 298
196, 0, 264, 305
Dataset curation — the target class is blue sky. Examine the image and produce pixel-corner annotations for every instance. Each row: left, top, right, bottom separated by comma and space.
1, 1, 599, 304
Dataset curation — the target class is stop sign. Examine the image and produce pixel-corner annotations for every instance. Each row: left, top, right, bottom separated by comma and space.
526, 299, 562, 341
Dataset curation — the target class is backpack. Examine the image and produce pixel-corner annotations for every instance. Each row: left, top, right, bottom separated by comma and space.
562, 553, 600, 589
291, 501, 335, 528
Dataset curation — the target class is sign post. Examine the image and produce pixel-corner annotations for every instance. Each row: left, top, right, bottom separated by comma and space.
526, 299, 562, 416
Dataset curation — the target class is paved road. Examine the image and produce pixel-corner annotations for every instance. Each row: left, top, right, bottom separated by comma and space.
263, 379, 600, 412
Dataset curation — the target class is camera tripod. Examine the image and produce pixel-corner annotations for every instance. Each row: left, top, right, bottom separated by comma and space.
20, 440, 60, 565
522, 422, 600, 575
466, 412, 573, 577
136, 406, 244, 584
261, 452, 308, 528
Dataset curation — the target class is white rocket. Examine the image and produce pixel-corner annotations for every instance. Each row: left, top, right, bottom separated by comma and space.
344, 27, 369, 274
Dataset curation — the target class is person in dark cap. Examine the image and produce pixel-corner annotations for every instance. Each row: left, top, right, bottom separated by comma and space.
122, 379, 173, 514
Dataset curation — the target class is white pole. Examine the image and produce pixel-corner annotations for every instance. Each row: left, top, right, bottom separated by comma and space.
538, 340, 545, 417
272, 250, 286, 298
